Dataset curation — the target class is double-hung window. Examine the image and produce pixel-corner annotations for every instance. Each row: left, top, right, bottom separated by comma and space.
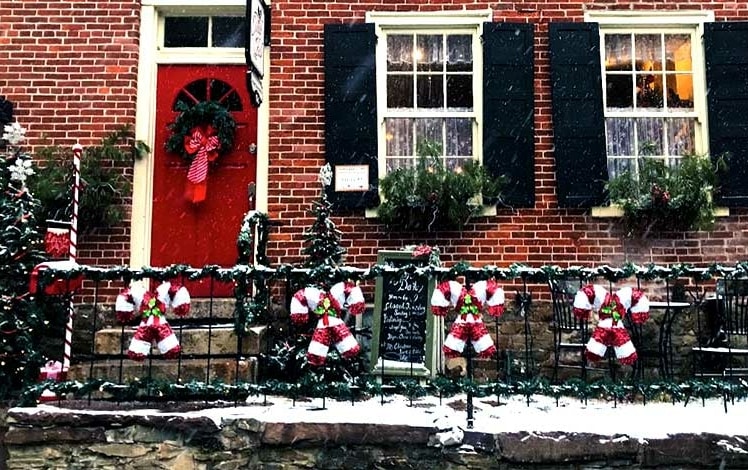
370, 12, 489, 175
324, 13, 534, 210
591, 12, 712, 179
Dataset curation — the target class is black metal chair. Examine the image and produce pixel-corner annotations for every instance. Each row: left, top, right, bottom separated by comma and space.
625, 309, 663, 381
548, 279, 589, 382
693, 279, 748, 379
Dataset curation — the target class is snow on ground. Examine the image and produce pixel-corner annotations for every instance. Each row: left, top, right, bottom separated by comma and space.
14, 393, 748, 440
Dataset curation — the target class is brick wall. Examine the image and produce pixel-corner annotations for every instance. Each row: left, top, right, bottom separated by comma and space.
0, 0, 139, 285
2, 0, 748, 277
267, 0, 748, 274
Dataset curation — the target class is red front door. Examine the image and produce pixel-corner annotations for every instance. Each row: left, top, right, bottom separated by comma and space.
151, 65, 257, 296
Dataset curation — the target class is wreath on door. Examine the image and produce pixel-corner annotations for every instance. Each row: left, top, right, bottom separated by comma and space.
166, 101, 236, 203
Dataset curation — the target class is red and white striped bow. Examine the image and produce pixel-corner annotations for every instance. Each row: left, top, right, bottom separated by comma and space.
184, 125, 220, 203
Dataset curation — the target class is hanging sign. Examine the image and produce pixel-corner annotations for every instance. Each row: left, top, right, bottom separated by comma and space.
246, 0, 270, 107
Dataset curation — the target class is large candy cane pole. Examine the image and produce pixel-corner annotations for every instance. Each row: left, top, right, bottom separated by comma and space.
61, 143, 82, 377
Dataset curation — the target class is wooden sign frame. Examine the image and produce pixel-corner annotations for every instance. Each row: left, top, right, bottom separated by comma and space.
369, 249, 442, 379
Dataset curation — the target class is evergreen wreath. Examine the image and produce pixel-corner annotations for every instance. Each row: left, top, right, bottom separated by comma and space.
165, 101, 236, 162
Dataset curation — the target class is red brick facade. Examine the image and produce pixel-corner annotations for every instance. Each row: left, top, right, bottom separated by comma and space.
2, 1, 748, 275
0, 0, 139, 269
267, 0, 748, 270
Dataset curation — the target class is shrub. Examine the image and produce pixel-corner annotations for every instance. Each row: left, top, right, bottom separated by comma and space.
378, 140, 504, 231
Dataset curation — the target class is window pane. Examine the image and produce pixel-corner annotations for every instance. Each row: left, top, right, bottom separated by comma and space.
417, 35, 443, 72
637, 118, 664, 156
666, 74, 693, 109
387, 35, 413, 72
636, 73, 664, 108
608, 157, 635, 179
446, 157, 471, 171
415, 118, 443, 149
417, 75, 444, 108
386, 158, 413, 172
164, 17, 208, 47
665, 34, 691, 71
605, 34, 632, 71
667, 156, 682, 167
446, 118, 472, 156
386, 118, 413, 157
606, 74, 633, 109
635, 34, 662, 71
387, 75, 414, 108
606, 118, 634, 156
185, 79, 209, 102
667, 118, 695, 156
447, 35, 472, 72
446, 75, 472, 109
212, 17, 245, 47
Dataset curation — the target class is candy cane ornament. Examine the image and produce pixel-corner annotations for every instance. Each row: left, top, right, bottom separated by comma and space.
115, 281, 191, 360
290, 281, 366, 366
431, 280, 505, 359
573, 284, 650, 364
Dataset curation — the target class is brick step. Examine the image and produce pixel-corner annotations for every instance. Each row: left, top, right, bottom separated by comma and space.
181, 298, 236, 319
68, 357, 258, 384
75, 298, 240, 332
94, 324, 267, 356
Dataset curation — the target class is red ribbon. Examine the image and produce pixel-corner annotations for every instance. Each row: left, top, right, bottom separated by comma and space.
184, 125, 220, 203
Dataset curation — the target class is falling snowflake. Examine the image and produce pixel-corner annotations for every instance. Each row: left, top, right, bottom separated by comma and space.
319, 163, 333, 187
9, 158, 35, 184
2, 122, 26, 146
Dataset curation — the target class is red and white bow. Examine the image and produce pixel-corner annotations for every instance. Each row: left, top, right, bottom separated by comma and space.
184, 125, 220, 203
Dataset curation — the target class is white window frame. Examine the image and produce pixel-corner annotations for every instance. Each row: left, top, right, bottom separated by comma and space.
154, 3, 246, 64
585, 11, 724, 216
366, 10, 492, 182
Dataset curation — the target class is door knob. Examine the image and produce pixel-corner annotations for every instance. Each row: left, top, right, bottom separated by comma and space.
249, 143, 257, 154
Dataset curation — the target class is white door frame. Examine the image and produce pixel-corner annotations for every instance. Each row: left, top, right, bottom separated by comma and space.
131, 0, 270, 269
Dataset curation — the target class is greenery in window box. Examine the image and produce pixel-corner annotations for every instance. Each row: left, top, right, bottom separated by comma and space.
28, 126, 149, 233
378, 140, 505, 231
606, 154, 725, 236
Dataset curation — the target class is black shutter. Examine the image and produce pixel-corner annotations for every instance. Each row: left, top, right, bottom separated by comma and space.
0, 96, 13, 128
324, 23, 379, 209
549, 22, 607, 208
705, 22, 748, 207
483, 22, 535, 207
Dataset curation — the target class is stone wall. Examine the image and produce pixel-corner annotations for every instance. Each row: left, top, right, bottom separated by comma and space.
2, 407, 747, 469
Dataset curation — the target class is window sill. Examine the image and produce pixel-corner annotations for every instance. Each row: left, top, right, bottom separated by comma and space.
590, 206, 730, 218
365, 204, 497, 219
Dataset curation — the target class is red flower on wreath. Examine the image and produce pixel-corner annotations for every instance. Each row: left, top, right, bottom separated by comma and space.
184, 125, 221, 203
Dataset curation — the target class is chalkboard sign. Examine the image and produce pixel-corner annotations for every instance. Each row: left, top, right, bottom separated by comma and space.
370, 250, 440, 378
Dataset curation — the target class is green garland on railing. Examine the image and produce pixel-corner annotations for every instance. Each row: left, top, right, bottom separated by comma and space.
233, 211, 273, 330
35, 261, 748, 286
34, 258, 748, 333
18, 376, 748, 408
236, 211, 270, 265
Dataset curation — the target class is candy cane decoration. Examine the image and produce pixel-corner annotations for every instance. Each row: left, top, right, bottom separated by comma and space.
60, 143, 82, 378
431, 279, 505, 359
290, 281, 365, 366
115, 282, 190, 360
573, 284, 650, 364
